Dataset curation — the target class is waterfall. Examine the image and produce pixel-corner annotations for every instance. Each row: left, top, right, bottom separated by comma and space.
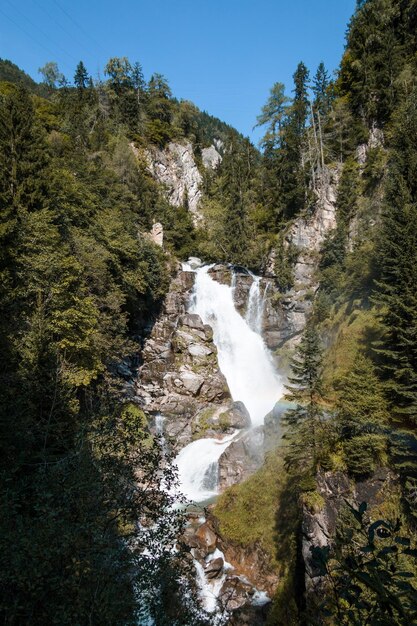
174, 265, 283, 504
190, 266, 283, 427
175, 433, 237, 502
245, 274, 260, 333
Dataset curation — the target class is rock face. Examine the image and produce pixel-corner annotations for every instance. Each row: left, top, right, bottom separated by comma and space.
260, 167, 340, 351
136, 268, 241, 448
131, 140, 222, 223
202, 144, 222, 169
144, 141, 203, 219
302, 468, 399, 599
218, 426, 264, 490
150, 222, 163, 246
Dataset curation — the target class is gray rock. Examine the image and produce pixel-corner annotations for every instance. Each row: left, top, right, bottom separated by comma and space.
224, 401, 251, 429
202, 145, 222, 169
219, 576, 254, 611
135, 141, 203, 222
187, 256, 202, 269
218, 427, 264, 490
179, 371, 204, 395
205, 556, 224, 579
188, 343, 213, 358
180, 313, 205, 331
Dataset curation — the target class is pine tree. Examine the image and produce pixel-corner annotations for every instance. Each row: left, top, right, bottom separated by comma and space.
283, 325, 325, 475
74, 61, 89, 90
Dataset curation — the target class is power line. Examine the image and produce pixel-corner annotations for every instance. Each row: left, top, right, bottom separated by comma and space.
51, 0, 109, 58
0, 5, 72, 73
31, 0, 93, 60
4, 0, 78, 66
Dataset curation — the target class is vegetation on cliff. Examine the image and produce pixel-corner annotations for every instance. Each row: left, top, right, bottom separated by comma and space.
1, 0, 417, 622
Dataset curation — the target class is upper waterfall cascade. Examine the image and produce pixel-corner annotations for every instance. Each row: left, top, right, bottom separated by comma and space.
189, 265, 283, 427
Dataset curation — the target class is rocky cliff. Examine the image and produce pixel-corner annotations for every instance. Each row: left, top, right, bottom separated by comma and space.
136, 267, 252, 449
131, 140, 222, 222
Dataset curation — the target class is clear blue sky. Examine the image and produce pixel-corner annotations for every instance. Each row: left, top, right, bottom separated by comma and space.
0, 0, 356, 142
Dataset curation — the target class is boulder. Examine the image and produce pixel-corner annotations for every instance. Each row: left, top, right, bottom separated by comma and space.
205, 557, 224, 579
195, 523, 217, 554
180, 313, 206, 331
180, 371, 204, 395
225, 401, 251, 429
208, 264, 232, 286
188, 343, 213, 358
218, 427, 264, 490
219, 576, 254, 611
187, 256, 203, 269
200, 372, 229, 402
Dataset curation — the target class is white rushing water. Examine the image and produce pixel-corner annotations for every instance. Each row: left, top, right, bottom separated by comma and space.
175, 433, 237, 502
190, 266, 283, 427
174, 264, 283, 504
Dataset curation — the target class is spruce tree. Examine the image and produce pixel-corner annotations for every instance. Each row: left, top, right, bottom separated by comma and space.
373, 90, 417, 423
74, 60, 89, 90
336, 355, 389, 475
312, 61, 331, 117
283, 324, 325, 476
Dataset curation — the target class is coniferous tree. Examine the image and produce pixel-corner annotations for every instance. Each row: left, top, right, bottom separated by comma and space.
312, 61, 331, 117
336, 355, 389, 475
373, 90, 417, 423
254, 82, 290, 152
278, 62, 311, 219
74, 60, 89, 90
283, 325, 325, 476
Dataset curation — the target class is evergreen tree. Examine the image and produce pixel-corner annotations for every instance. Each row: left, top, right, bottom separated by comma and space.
219, 137, 253, 264
277, 62, 311, 219
74, 60, 89, 90
336, 355, 389, 475
290, 61, 310, 140
312, 61, 331, 117
373, 90, 417, 423
283, 325, 325, 475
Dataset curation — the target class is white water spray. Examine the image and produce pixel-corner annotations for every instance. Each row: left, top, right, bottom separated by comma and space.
174, 264, 283, 504
175, 433, 237, 502
190, 266, 282, 427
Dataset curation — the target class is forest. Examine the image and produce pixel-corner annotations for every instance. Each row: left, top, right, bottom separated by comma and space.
1, 0, 417, 624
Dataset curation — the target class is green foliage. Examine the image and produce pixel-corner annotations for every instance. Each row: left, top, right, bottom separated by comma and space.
338, 0, 413, 126
283, 325, 330, 476
372, 90, 417, 422
312, 502, 417, 624
214, 452, 286, 566
255, 81, 290, 151
0, 58, 45, 95
0, 77, 212, 624
273, 232, 298, 292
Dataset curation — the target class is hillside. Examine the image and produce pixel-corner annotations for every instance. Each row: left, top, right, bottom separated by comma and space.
1, 0, 417, 624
